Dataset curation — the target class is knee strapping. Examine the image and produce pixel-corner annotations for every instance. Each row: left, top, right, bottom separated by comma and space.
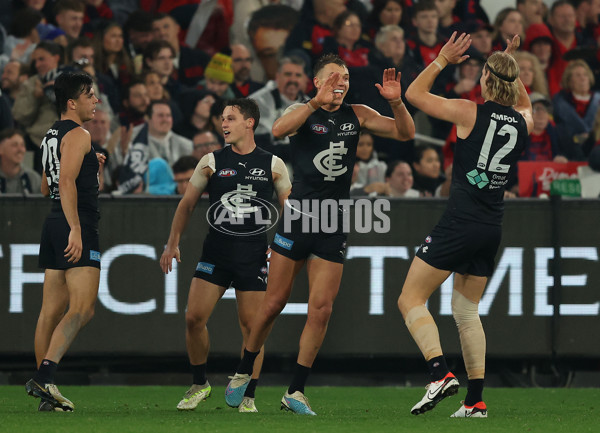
404, 305, 443, 360
451, 291, 486, 379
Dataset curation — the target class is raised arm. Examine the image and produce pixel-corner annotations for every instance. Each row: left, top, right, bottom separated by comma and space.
159, 154, 212, 273
271, 156, 292, 207
505, 35, 534, 134
58, 128, 91, 263
354, 68, 415, 141
272, 72, 341, 139
405, 32, 476, 128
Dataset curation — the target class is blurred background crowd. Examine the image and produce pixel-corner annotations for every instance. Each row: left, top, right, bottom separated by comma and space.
0, 0, 599, 198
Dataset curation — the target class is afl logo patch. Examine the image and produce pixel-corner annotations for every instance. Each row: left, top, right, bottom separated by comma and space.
249, 168, 265, 176
311, 124, 328, 134
218, 168, 237, 177
261, 266, 267, 274
340, 122, 355, 131
425, 236, 432, 243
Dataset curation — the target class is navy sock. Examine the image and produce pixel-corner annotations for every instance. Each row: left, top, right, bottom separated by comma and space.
287, 364, 311, 394
426, 356, 449, 382
191, 363, 207, 385
34, 359, 58, 385
237, 349, 260, 375
464, 379, 484, 406
244, 379, 258, 398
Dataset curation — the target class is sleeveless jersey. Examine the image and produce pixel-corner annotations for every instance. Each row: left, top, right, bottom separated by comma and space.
446, 101, 528, 225
289, 102, 360, 201
206, 145, 274, 240
41, 119, 99, 219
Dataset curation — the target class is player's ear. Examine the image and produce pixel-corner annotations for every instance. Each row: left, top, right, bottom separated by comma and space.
247, 117, 254, 130
67, 99, 77, 110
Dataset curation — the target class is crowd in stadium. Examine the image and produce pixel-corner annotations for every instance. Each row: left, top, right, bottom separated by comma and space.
0, 0, 599, 198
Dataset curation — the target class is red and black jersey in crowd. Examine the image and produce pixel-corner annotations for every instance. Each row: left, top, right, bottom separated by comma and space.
521, 121, 559, 161
231, 80, 264, 98
82, 3, 114, 38
406, 34, 446, 68
547, 28, 587, 96
322, 37, 373, 68
176, 45, 211, 87
285, 18, 333, 61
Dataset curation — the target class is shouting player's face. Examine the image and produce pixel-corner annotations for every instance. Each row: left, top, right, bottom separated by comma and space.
222, 106, 253, 145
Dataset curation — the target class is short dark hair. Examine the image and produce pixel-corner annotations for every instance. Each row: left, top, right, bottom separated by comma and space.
0, 128, 24, 144
54, 71, 94, 114
413, 144, 438, 164
148, 99, 171, 117
413, 0, 437, 15
247, 5, 298, 40
66, 36, 93, 63
143, 40, 175, 66
224, 98, 260, 131
385, 160, 410, 178
123, 79, 146, 102
313, 53, 347, 76
124, 10, 154, 33
172, 155, 199, 174
55, 0, 85, 14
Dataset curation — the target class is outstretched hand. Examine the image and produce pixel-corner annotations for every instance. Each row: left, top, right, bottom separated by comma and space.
504, 34, 520, 55
375, 68, 402, 101
438, 31, 472, 65
314, 72, 340, 106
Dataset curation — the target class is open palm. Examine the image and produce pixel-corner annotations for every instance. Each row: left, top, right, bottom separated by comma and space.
375, 68, 402, 101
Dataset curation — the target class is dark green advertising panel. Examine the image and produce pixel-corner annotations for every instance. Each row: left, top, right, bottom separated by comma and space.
1, 196, 598, 357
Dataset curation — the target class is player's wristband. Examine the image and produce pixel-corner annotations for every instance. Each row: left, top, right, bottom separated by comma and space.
388, 98, 404, 107
433, 60, 445, 71
307, 99, 321, 112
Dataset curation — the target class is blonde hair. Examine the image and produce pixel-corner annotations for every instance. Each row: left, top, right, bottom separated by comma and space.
560, 59, 595, 91
513, 51, 549, 97
484, 52, 520, 106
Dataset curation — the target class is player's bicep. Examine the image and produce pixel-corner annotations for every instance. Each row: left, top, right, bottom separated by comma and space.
419, 96, 475, 126
59, 129, 89, 184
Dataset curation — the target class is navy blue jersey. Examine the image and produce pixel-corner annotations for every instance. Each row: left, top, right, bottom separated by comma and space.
41, 119, 99, 219
206, 145, 274, 240
446, 101, 528, 225
289, 102, 360, 201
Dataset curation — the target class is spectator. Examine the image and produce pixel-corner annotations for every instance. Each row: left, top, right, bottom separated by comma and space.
249, 4, 300, 82
93, 21, 134, 92
437, 0, 460, 37
171, 155, 198, 195
146, 157, 175, 195
385, 159, 420, 197
521, 92, 566, 162
83, 100, 113, 190
11, 40, 61, 165
82, 0, 115, 38
143, 70, 167, 101
491, 8, 524, 52
143, 39, 184, 102
547, 1, 584, 96
553, 59, 600, 159
198, 52, 235, 99
572, 0, 600, 42
513, 51, 549, 96
411, 144, 445, 197
463, 20, 494, 58
151, 13, 211, 87
406, 1, 447, 69
206, 97, 226, 145
117, 100, 192, 193
523, 22, 554, 76
123, 10, 154, 60
365, 0, 405, 40
1, 60, 27, 108
230, 43, 264, 98
516, 0, 544, 31
191, 130, 222, 160
4, 7, 44, 64
322, 10, 374, 67
119, 79, 150, 127
0, 128, 41, 194
54, 0, 84, 43
249, 55, 308, 157
67, 36, 119, 112
174, 89, 217, 140
356, 131, 387, 185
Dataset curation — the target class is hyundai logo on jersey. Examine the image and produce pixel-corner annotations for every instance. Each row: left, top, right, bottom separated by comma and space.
249, 168, 265, 176
218, 168, 237, 177
311, 124, 328, 134
340, 122, 355, 131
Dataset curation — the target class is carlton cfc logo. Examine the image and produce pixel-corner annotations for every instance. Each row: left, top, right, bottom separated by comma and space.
311, 124, 328, 134
218, 168, 237, 177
